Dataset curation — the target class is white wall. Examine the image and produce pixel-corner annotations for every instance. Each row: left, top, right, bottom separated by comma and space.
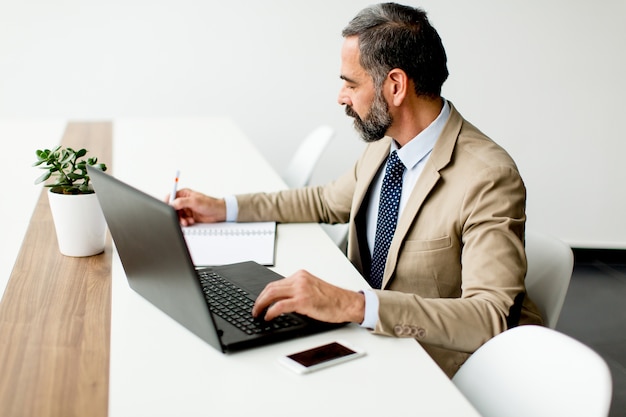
1, 0, 625, 248
0, 121, 66, 298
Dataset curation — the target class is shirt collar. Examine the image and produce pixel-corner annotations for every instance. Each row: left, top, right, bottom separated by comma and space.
391, 99, 451, 170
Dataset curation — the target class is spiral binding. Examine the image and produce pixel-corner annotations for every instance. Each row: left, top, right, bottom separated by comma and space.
183, 227, 274, 237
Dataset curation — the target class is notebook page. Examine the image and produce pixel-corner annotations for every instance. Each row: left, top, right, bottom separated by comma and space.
182, 222, 276, 266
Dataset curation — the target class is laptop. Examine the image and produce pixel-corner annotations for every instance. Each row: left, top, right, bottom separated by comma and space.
88, 166, 343, 353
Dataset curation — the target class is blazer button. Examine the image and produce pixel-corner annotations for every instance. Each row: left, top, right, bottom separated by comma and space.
394, 325, 404, 336
415, 328, 426, 339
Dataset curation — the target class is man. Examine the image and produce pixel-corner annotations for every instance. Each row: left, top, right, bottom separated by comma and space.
171, 3, 543, 377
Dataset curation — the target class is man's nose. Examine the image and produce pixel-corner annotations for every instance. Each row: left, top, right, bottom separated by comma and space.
337, 87, 351, 106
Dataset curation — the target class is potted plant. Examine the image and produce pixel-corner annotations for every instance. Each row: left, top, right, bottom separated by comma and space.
33, 146, 108, 257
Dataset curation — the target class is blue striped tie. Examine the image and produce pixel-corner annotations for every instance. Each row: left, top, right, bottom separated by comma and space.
369, 151, 405, 289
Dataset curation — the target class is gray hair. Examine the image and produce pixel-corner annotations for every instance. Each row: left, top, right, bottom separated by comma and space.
342, 2, 448, 97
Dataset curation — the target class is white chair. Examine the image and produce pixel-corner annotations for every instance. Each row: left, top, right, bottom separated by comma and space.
453, 325, 613, 417
282, 125, 348, 251
524, 230, 574, 328
321, 223, 348, 253
282, 125, 334, 189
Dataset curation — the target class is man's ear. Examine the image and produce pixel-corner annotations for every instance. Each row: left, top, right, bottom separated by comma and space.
386, 68, 409, 107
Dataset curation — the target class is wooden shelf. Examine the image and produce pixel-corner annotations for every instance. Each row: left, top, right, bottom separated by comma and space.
0, 122, 113, 417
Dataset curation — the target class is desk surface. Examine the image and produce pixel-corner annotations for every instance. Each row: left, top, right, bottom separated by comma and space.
0, 119, 479, 417
0, 122, 112, 417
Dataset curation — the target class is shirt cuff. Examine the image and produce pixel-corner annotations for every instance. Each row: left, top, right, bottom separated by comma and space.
359, 289, 379, 329
223, 195, 239, 222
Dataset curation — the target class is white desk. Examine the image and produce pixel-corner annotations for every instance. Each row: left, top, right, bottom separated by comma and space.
108, 118, 479, 416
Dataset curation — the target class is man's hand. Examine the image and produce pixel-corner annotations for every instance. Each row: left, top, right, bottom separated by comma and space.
252, 269, 366, 324
168, 188, 227, 226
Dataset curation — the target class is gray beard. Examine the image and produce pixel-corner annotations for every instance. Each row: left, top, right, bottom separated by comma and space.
345, 93, 392, 143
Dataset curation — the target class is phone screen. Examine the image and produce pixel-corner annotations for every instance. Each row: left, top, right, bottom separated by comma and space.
287, 342, 356, 368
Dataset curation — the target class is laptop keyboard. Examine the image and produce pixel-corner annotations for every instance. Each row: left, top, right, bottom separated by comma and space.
198, 270, 303, 335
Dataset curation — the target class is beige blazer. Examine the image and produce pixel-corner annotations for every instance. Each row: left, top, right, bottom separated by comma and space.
237, 103, 543, 377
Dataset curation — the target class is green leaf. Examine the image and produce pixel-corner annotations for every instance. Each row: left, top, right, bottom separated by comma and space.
34, 171, 51, 184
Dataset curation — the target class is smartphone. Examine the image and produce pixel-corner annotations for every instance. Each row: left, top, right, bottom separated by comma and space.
278, 341, 365, 374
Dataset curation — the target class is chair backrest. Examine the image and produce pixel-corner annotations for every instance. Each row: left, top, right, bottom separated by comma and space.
282, 125, 334, 189
321, 223, 349, 253
453, 325, 612, 417
524, 230, 574, 328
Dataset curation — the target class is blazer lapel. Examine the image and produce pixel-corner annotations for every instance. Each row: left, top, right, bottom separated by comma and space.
381, 103, 464, 289
348, 138, 391, 275
351, 138, 392, 211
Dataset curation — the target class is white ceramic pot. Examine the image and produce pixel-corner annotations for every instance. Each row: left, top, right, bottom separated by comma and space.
47, 189, 106, 257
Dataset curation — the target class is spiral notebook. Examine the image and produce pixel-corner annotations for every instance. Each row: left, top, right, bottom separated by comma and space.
182, 222, 276, 266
